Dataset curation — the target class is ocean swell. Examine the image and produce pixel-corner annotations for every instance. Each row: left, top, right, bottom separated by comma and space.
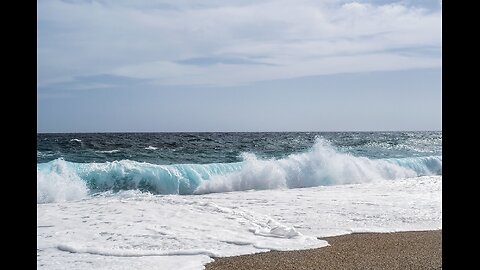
37, 139, 442, 203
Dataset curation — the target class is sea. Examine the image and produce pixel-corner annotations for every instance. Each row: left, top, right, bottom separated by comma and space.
37, 132, 442, 269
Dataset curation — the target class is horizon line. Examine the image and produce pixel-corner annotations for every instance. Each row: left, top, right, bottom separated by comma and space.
37, 130, 442, 134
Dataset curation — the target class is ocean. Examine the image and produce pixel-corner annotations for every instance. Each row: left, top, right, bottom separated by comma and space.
37, 132, 442, 269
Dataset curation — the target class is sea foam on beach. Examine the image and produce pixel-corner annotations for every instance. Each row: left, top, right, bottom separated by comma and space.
37, 132, 442, 269
37, 175, 441, 269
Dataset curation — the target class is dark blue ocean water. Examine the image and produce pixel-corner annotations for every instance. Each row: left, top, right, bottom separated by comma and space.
37, 131, 441, 164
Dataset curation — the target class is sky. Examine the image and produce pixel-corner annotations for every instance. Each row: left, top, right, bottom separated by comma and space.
37, 0, 442, 132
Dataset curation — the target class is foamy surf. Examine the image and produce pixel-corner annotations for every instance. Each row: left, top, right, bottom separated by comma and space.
37, 175, 441, 270
37, 159, 88, 204
37, 133, 442, 269
37, 139, 441, 203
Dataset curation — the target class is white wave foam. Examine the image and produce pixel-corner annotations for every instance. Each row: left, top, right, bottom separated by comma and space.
251, 219, 301, 239
57, 244, 218, 257
36, 139, 441, 201
95, 149, 120, 153
37, 159, 88, 204
38, 175, 441, 269
195, 139, 419, 194
145, 146, 158, 150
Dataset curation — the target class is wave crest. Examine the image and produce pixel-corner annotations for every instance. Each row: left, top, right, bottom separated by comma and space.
195, 139, 435, 194
37, 159, 89, 203
37, 139, 441, 203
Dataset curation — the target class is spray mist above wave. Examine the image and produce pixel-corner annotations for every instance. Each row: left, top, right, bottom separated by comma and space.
37, 159, 88, 204
37, 139, 441, 203
194, 140, 441, 194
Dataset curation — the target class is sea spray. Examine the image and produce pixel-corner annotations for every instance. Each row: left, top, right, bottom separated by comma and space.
37, 139, 441, 202
37, 159, 88, 203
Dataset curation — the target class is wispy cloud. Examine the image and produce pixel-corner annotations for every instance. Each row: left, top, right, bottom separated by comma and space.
38, 0, 441, 87
176, 56, 277, 67
38, 74, 147, 91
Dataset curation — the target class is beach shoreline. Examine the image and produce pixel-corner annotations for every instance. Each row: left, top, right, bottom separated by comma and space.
206, 230, 442, 270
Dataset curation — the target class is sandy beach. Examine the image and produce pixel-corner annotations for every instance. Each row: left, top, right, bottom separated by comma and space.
206, 230, 442, 270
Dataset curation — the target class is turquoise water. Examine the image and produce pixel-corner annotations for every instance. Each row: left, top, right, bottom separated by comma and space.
37, 132, 441, 200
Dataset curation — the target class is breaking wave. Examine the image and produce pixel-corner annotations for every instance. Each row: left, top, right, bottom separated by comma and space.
37, 139, 441, 203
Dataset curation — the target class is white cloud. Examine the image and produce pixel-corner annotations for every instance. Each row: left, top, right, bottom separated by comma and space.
38, 0, 441, 87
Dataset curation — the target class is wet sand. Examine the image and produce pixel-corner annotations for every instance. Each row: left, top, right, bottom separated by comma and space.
206, 230, 442, 270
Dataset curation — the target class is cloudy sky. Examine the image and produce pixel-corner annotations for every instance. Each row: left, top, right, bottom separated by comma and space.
38, 0, 442, 132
